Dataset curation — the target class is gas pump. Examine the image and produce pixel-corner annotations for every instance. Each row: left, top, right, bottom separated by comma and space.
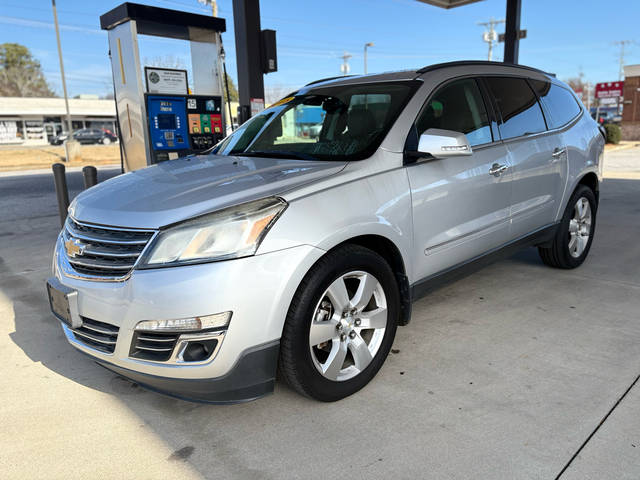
100, 3, 227, 171
145, 94, 223, 161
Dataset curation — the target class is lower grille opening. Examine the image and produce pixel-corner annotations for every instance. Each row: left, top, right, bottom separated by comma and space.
72, 318, 119, 354
130, 331, 179, 362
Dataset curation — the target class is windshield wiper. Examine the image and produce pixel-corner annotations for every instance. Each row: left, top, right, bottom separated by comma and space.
238, 150, 319, 161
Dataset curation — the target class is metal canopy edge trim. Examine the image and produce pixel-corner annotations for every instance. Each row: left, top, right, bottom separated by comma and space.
100, 2, 226, 34
415, 0, 485, 9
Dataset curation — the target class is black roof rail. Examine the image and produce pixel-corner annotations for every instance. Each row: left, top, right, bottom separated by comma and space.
416, 60, 550, 76
305, 75, 355, 86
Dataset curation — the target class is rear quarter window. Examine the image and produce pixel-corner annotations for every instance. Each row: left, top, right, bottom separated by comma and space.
530, 80, 582, 129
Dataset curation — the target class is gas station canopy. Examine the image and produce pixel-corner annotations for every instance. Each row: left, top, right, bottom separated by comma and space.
415, 0, 484, 8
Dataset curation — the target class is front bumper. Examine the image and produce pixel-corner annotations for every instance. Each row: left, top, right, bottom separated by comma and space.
51, 234, 325, 402
92, 340, 280, 403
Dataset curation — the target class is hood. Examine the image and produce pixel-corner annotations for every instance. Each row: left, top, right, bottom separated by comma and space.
70, 154, 347, 229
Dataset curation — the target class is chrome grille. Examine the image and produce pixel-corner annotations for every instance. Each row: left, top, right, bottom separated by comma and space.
130, 332, 180, 362
72, 318, 119, 354
63, 217, 155, 279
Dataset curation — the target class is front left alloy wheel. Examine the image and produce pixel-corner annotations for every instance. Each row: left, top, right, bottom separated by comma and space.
279, 245, 400, 401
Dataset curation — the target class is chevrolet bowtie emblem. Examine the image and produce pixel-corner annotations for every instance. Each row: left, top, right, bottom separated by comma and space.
65, 238, 86, 258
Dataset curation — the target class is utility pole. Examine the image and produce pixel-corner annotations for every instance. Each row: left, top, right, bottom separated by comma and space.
613, 40, 633, 116
51, 0, 73, 160
198, 0, 218, 17
340, 51, 352, 76
364, 42, 374, 74
478, 18, 504, 61
199, 0, 234, 133
614, 40, 633, 80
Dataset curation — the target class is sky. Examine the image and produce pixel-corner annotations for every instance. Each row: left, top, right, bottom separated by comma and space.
1, 0, 639, 98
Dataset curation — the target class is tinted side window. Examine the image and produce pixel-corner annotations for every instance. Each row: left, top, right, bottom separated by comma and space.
485, 77, 547, 139
416, 78, 492, 146
530, 80, 582, 129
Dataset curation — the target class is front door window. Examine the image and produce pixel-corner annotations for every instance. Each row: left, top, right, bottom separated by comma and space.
416, 78, 493, 146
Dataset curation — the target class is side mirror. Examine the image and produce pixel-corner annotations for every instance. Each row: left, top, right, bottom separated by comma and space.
417, 128, 472, 159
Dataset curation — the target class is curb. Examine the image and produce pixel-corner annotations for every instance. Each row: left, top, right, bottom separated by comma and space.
605, 142, 640, 153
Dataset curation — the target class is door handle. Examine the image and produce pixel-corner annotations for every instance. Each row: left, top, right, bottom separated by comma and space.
489, 163, 508, 177
552, 147, 566, 158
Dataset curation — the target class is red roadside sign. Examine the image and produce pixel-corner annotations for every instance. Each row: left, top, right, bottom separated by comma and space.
595, 81, 624, 99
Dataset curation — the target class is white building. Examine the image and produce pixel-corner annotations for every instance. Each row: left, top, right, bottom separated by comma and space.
0, 97, 117, 145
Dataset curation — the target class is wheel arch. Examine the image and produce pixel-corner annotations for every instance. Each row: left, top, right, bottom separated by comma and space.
577, 171, 600, 205
324, 234, 412, 326
558, 170, 600, 222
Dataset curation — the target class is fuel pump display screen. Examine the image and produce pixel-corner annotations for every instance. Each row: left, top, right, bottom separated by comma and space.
145, 93, 224, 163
157, 114, 177, 130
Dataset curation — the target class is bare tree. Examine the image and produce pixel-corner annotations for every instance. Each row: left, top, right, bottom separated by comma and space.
265, 84, 294, 104
143, 54, 188, 70
565, 73, 593, 108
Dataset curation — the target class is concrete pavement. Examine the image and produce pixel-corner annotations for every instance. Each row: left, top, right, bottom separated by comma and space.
1, 157, 640, 479
604, 143, 640, 179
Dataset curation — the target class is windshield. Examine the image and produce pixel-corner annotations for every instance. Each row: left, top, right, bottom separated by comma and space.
214, 81, 419, 161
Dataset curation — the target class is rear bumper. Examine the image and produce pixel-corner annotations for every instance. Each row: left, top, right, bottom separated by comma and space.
94, 340, 280, 404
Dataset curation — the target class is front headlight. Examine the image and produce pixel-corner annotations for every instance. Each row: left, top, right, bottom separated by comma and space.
139, 197, 287, 267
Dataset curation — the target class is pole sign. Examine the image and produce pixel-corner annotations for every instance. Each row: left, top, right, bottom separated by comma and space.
595, 81, 624, 99
498, 29, 527, 42
250, 98, 265, 116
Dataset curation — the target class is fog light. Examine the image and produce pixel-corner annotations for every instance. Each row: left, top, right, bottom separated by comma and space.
182, 339, 218, 362
135, 311, 232, 332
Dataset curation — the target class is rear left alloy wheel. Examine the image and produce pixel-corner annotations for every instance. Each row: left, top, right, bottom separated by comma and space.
279, 245, 399, 401
538, 184, 597, 269
102, 137, 112, 145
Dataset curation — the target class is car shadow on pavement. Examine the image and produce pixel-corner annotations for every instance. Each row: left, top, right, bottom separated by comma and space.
2, 238, 332, 478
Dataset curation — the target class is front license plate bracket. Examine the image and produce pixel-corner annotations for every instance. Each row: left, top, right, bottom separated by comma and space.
46, 277, 83, 329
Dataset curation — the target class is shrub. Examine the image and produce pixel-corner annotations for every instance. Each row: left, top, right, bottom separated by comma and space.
604, 123, 621, 144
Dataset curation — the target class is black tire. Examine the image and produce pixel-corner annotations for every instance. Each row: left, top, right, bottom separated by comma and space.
538, 184, 597, 269
279, 244, 400, 401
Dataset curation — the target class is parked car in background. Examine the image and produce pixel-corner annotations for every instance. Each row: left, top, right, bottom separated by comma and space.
49, 128, 117, 145
47, 61, 603, 404
590, 108, 622, 125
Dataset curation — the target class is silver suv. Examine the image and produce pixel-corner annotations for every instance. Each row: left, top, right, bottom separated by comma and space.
47, 61, 603, 403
